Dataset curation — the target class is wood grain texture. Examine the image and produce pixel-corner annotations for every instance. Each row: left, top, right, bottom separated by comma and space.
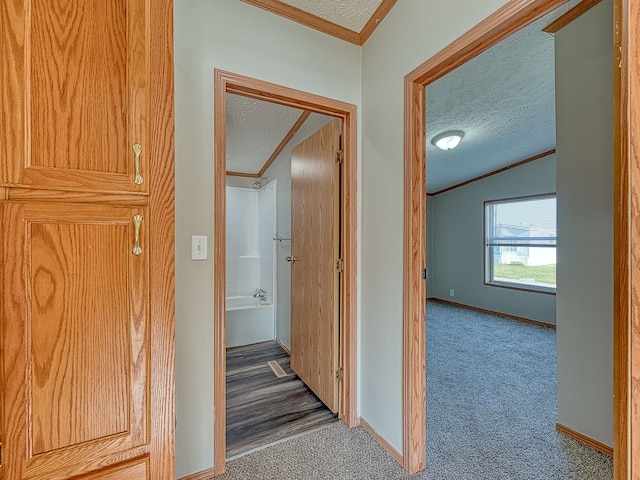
30, 221, 130, 454
1, 0, 27, 186
429, 149, 556, 196
628, 0, 640, 476
340, 96, 358, 430
6, 188, 149, 205
239, 0, 361, 45
176, 467, 218, 480
0, 195, 3, 480
259, 111, 311, 178
430, 298, 556, 329
613, 0, 629, 477
2, 203, 150, 478
225, 112, 311, 178
290, 119, 341, 413
1, 0, 149, 194
359, 0, 398, 44
226, 342, 336, 458
360, 418, 403, 466
404, 0, 570, 474
556, 423, 614, 457
30, 1, 127, 173
403, 76, 427, 474
225, 171, 260, 178
542, 0, 603, 34
406, 0, 570, 85
213, 69, 359, 473
222, 71, 358, 118
1, 202, 28, 479
74, 457, 149, 479
147, 0, 176, 478
1, 0, 175, 477
240, 0, 397, 45
213, 69, 229, 477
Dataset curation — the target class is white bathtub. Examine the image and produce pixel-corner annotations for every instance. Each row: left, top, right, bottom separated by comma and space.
226, 296, 275, 347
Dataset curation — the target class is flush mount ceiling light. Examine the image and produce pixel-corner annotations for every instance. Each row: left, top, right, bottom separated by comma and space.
431, 130, 464, 150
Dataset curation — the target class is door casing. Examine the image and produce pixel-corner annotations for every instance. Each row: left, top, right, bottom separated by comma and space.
212, 69, 358, 475
403, 0, 633, 477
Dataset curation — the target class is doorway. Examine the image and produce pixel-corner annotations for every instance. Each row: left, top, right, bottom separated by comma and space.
403, 0, 629, 477
224, 110, 342, 457
213, 70, 358, 475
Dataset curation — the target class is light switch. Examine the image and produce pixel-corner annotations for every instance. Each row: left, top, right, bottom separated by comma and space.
191, 235, 208, 260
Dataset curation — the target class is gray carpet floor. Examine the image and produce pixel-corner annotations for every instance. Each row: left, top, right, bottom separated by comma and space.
424, 300, 612, 479
218, 301, 614, 479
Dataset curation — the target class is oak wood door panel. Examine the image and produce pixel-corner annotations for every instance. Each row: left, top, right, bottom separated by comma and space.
73, 457, 149, 479
1, 0, 149, 193
290, 119, 341, 413
2, 202, 149, 479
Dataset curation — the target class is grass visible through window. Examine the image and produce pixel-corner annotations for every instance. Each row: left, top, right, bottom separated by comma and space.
493, 263, 556, 286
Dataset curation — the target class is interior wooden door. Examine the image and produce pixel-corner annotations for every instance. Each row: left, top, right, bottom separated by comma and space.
1, 0, 149, 194
2, 202, 150, 479
290, 119, 341, 413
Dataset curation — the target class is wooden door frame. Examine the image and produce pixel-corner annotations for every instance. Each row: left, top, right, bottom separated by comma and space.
212, 69, 358, 475
403, 0, 634, 477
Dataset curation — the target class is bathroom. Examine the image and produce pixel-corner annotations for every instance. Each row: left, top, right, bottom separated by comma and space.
225, 179, 277, 348
223, 93, 340, 458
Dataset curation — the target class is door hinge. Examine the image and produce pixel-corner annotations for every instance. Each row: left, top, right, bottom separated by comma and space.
422, 268, 427, 280
336, 367, 344, 382
336, 258, 344, 273
336, 150, 344, 164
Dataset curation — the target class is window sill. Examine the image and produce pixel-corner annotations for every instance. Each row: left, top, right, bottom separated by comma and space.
485, 280, 556, 295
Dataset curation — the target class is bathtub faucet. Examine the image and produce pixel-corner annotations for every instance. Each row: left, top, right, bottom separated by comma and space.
253, 288, 268, 301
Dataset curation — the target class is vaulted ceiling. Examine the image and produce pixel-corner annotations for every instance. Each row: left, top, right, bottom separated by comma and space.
227, 0, 580, 193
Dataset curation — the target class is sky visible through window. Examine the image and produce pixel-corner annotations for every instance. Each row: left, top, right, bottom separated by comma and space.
486, 195, 556, 290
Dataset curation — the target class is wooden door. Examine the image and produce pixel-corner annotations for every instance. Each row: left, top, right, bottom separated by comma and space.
290, 119, 341, 413
1, 0, 149, 194
0, 0, 174, 478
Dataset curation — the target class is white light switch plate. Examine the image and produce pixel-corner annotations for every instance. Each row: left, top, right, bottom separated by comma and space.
191, 235, 208, 260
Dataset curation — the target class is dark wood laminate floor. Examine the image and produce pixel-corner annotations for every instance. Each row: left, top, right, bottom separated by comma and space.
226, 341, 337, 458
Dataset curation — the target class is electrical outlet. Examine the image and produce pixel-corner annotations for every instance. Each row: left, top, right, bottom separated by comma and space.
449, 289, 455, 297
191, 235, 208, 260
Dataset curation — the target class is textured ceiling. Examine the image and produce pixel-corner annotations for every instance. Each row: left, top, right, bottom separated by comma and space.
278, 0, 384, 32
229, 1, 581, 188
226, 94, 304, 174
426, 0, 580, 194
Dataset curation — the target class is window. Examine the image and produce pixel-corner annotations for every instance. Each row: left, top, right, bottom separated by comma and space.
485, 194, 556, 293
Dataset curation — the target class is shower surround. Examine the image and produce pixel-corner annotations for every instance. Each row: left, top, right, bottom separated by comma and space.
226, 182, 277, 347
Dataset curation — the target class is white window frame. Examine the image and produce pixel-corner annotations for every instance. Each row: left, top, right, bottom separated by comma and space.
484, 193, 557, 294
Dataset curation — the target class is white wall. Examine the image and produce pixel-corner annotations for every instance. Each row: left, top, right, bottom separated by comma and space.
226, 187, 260, 298
428, 156, 557, 324
174, 2, 361, 477
258, 182, 276, 304
360, 0, 511, 453
555, 0, 613, 447
264, 114, 334, 349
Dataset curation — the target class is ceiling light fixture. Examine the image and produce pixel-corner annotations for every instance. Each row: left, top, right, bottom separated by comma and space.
431, 130, 464, 151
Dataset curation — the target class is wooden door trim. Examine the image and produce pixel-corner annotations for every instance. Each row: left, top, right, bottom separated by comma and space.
621, 0, 638, 473
148, 0, 176, 477
403, 0, 630, 476
213, 69, 358, 475
238, 0, 397, 46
